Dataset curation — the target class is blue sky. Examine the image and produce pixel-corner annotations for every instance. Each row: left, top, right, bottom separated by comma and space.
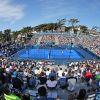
0, 0, 100, 31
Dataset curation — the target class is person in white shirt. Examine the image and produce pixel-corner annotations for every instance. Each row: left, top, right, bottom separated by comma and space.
58, 68, 63, 77
34, 68, 39, 76
46, 76, 57, 89
64, 69, 68, 76
46, 68, 51, 77
6, 67, 10, 73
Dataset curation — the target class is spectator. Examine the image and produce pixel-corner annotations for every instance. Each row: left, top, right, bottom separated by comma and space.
3, 87, 21, 100
46, 68, 51, 78
57, 68, 63, 78
34, 86, 54, 100
85, 69, 92, 86
77, 89, 86, 100
12, 73, 23, 91
58, 73, 68, 89
46, 76, 57, 90
28, 76, 36, 88
38, 72, 47, 85
49, 69, 56, 79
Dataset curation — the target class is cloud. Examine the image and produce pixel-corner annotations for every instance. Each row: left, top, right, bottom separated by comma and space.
0, 0, 25, 22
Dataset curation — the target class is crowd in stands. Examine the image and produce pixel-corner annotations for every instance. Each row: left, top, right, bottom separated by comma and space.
0, 41, 23, 57
29, 34, 100, 56
58, 36, 71, 45
28, 37, 38, 45
40, 35, 55, 44
79, 35, 100, 56
0, 58, 100, 100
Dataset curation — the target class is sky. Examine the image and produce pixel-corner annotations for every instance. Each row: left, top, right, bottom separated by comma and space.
0, 0, 100, 31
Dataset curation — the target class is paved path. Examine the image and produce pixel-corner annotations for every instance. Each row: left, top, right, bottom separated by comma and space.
55, 36, 59, 45
37, 36, 42, 45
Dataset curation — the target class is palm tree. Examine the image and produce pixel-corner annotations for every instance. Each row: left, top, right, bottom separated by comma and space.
68, 18, 79, 33
57, 18, 66, 32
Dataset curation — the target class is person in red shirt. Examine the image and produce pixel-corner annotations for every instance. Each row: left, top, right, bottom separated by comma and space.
85, 69, 92, 86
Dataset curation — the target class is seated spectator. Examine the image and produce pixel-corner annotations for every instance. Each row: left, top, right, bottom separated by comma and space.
58, 73, 68, 89
34, 86, 54, 100
0, 68, 5, 84
64, 69, 68, 76
85, 69, 92, 86
46, 68, 51, 78
37, 72, 47, 90
12, 73, 23, 91
5, 73, 12, 84
57, 68, 63, 78
34, 68, 39, 77
96, 74, 100, 89
22, 94, 31, 100
28, 76, 36, 88
3, 87, 21, 100
46, 76, 57, 90
68, 94, 75, 100
38, 72, 47, 85
0, 80, 4, 95
49, 69, 56, 79
67, 77, 77, 91
23, 68, 28, 77
77, 89, 86, 100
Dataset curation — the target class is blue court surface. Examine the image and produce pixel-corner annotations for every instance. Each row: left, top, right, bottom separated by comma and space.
11, 47, 100, 61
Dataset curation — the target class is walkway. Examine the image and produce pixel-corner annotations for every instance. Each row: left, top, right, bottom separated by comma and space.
55, 36, 59, 45
37, 36, 42, 45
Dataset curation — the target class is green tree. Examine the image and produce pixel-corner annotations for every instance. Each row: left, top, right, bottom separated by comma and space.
79, 25, 88, 34
21, 26, 33, 43
21, 26, 33, 34
34, 23, 58, 32
11, 31, 21, 40
0, 31, 3, 42
4, 29, 11, 42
